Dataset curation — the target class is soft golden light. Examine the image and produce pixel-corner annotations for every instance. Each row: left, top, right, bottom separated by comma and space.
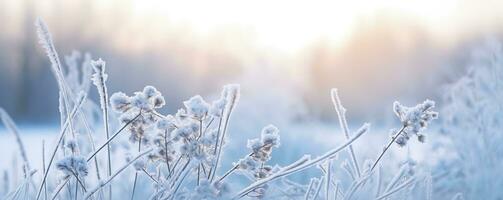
129, 0, 459, 52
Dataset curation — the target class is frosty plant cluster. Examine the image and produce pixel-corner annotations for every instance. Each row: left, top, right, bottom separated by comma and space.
0, 19, 445, 200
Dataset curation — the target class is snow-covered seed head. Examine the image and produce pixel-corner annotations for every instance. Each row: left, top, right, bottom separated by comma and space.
393, 100, 438, 146
261, 124, 280, 148
393, 101, 405, 120
172, 122, 199, 141
152, 95, 166, 109
193, 180, 230, 199
236, 156, 259, 171
183, 95, 210, 119
132, 92, 152, 111
56, 156, 89, 177
179, 140, 198, 157
111, 85, 165, 115
247, 138, 263, 153
143, 86, 165, 108
143, 86, 160, 98
110, 92, 131, 113
156, 116, 176, 131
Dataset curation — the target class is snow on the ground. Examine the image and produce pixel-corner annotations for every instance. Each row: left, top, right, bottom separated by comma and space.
0, 123, 450, 176
0, 127, 59, 173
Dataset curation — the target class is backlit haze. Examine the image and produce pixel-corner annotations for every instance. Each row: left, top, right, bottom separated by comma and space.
1, 0, 503, 123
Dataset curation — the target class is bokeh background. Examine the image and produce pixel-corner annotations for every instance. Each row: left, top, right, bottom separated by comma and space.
1, 0, 502, 125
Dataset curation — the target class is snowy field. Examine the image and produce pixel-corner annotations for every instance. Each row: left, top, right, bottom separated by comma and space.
0, 124, 446, 171
0, 123, 450, 187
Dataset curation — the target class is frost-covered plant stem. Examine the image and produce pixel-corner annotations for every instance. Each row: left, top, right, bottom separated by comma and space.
325, 161, 332, 200
384, 163, 409, 193
84, 148, 153, 199
170, 157, 191, 189
168, 164, 192, 200
376, 177, 415, 200
234, 125, 368, 198
312, 177, 324, 200
375, 167, 382, 198
370, 125, 406, 171
331, 89, 361, 177
91, 59, 113, 200
210, 110, 230, 181
86, 111, 142, 162
0, 108, 32, 176
208, 110, 224, 180
50, 111, 141, 199
217, 144, 267, 183
36, 18, 78, 155
80, 116, 105, 198
345, 174, 372, 200
130, 136, 142, 200
213, 112, 232, 179
211, 85, 240, 181
50, 177, 70, 200
42, 140, 48, 200
304, 179, 316, 200
36, 93, 86, 200
163, 130, 172, 174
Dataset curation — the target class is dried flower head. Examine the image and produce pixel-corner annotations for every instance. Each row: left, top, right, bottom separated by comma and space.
183, 95, 210, 119
191, 180, 230, 199
393, 100, 438, 146
110, 85, 167, 143
56, 156, 89, 177
110, 92, 131, 113
236, 156, 259, 171
261, 125, 280, 148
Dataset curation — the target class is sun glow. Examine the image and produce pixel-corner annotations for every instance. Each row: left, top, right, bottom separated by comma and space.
129, 0, 458, 52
